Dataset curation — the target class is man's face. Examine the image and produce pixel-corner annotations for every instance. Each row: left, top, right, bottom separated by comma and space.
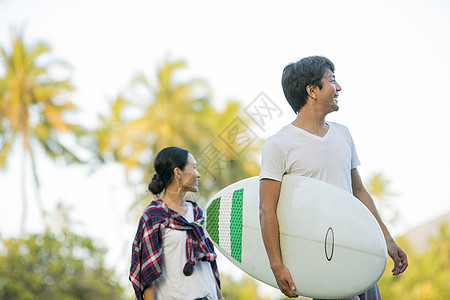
317, 69, 342, 113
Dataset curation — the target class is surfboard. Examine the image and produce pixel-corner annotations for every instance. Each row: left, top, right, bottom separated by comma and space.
205, 175, 387, 299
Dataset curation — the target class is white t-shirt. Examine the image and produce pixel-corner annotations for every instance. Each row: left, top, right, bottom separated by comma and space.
260, 122, 360, 193
154, 202, 218, 300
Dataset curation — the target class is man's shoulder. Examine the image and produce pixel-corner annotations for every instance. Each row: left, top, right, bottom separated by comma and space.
329, 121, 347, 128
329, 121, 351, 133
263, 125, 293, 151
267, 124, 295, 140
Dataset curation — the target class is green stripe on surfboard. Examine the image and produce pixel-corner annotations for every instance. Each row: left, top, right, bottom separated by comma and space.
206, 197, 221, 244
206, 188, 244, 263
230, 188, 243, 262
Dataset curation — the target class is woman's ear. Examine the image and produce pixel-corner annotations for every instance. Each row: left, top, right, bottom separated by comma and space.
174, 167, 181, 179
306, 84, 317, 100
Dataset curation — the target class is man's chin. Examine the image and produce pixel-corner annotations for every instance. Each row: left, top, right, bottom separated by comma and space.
333, 104, 340, 112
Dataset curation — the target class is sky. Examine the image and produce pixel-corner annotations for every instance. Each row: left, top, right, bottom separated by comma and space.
1, 0, 450, 298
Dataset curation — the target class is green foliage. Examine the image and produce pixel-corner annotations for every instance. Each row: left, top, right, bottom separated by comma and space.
0, 30, 83, 168
279, 296, 311, 300
0, 31, 85, 233
92, 58, 262, 214
378, 223, 450, 299
221, 273, 273, 300
0, 232, 125, 300
366, 172, 399, 226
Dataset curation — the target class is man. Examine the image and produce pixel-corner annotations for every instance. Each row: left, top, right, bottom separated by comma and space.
259, 56, 408, 299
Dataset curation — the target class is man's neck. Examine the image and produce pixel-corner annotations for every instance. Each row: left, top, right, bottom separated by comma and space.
291, 109, 329, 137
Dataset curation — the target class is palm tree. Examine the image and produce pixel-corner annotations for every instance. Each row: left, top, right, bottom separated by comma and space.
93, 58, 261, 213
0, 31, 83, 233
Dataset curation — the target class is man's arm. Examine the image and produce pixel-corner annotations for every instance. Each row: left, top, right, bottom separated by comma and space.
351, 168, 408, 275
259, 178, 298, 298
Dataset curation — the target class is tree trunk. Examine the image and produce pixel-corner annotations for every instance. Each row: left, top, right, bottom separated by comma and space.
20, 142, 27, 235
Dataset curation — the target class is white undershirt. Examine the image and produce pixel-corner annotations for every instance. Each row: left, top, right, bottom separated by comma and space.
154, 202, 218, 300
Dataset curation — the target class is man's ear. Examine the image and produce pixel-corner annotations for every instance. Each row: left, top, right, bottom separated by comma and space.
306, 84, 317, 100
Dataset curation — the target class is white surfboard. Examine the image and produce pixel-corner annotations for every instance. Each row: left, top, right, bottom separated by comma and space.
205, 175, 387, 299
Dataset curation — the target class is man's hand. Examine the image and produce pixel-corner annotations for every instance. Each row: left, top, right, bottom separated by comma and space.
260, 179, 298, 298
351, 168, 408, 276
272, 264, 298, 298
387, 239, 408, 275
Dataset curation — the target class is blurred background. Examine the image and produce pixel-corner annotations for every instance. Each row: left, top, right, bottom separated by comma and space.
1, 0, 449, 299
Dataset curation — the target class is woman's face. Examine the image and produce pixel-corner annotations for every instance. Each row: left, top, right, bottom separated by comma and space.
179, 153, 201, 193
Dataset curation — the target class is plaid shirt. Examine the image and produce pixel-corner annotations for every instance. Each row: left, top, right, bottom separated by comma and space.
129, 199, 220, 300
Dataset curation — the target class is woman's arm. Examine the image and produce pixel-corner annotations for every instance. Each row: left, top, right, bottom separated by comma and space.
143, 283, 155, 300
216, 280, 224, 300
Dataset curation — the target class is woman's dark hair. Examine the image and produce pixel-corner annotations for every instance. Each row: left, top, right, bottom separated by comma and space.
281, 56, 335, 113
148, 146, 189, 195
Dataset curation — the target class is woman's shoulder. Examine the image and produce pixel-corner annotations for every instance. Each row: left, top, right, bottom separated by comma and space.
184, 200, 201, 211
140, 199, 167, 222
185, 200, 205, 218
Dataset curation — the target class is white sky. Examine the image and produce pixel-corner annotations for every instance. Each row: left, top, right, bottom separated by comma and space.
1, 0, 450, 298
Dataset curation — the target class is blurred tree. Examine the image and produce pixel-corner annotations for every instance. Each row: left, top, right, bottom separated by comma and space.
0, 31, 83, 233
378, 223, 450, 299
366, 172, 399, 226
220, 273, 273, 300
280, 296, 311, 300
0, 232, 125, 300
92, 58, 261, 213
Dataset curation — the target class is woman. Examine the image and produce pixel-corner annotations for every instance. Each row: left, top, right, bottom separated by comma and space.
129, 147, 224, 300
